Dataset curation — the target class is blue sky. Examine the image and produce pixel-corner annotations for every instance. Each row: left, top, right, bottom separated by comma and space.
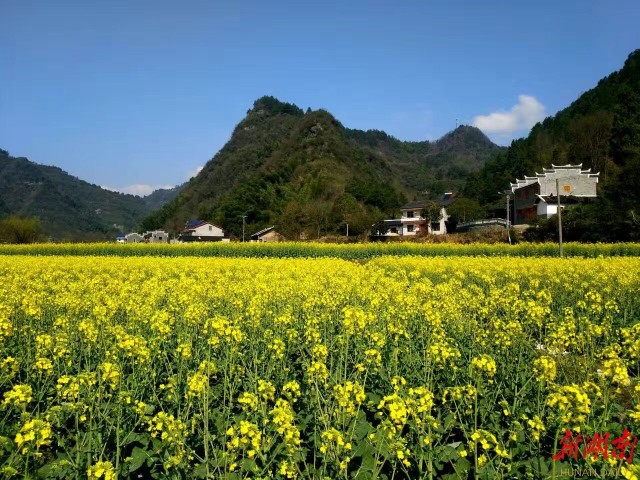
1, 0, 638, 195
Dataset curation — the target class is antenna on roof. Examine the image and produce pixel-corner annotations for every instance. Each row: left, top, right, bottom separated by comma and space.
455, 118, 458, 129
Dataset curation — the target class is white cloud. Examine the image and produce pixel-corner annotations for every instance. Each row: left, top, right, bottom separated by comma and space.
187, 165, 203, 179
473, 95, 546, 134
103, 184, 175, 197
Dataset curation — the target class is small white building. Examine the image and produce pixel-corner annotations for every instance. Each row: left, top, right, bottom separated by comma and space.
116, 234, 126, 244
377, 195, 454, 237
143, 230, 169, 243
179, 220, 227, 242
124, 232, 143, 243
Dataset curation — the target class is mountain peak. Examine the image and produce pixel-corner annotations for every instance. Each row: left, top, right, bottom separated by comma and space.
434, 125, 499, 154
250, 96, 304, 117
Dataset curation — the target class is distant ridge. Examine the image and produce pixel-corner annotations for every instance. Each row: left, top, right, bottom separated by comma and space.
1, 99, 503, 241
142, 96, 502, 238
0, 149, 179, 240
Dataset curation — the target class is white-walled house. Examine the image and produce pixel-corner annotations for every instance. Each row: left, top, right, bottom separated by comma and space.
399, 201, 428, 236
376, 195, 455, 237
179, 220, 227, 242
143, 230, 169, 243
124, 232, 143, 243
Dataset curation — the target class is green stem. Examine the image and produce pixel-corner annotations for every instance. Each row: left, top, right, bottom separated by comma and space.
552, 428, 560, 480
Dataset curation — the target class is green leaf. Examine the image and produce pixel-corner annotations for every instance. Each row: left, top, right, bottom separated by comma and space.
241, 458, 258, 472
37, 458, 74, 479
439, 445, 459, 462
367, 392, 382, 406
354, 419, 373, 441
453, 457, 471, 474
129, 446, 151, 473
441, 474, 462, 480
122, 432, 150, 447
193, 463, 209, 479
356, 452, 376, 477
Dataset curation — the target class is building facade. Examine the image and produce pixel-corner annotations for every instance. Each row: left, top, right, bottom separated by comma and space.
143, 230, 169, 243
510, 164, 599, 224
124, 233, 143, 243
377, 195, 454, 237
179, 220, 227, 242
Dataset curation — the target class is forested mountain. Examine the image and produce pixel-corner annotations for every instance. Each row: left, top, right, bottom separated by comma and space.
142, 97, 501, 238
464, 49, 640, 241
143, 184, 184, 211
345, 125, 501, 195
0, 150, 176, 240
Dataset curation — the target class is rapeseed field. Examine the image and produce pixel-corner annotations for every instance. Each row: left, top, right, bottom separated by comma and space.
0, 255, 638, 479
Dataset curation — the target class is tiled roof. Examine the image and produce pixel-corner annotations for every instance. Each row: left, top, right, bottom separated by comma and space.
511, 164, 599, 191
185, 219, 203, 228
402, 193, 456, 209
536, 195, 584, 205
401, 200, 426, 210
439, 192, 456, 206
182, 220, 225, 233
252, 226, 275, 237
383, 219, 403, 227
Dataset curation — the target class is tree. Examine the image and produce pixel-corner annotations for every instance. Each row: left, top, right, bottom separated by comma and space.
278, 202, 309, 240
371, 220, 389, 236
306, 200, 332, 239
0, 216, 43, 243
568, 112, 614, 180
420, 201, 442, 224
445, 198, 486, 224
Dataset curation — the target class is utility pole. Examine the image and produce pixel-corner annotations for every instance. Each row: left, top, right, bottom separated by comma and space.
346, 223, 349, 238
556, 179, 563, 257
499, 190, 512, 244
242, 215, 247, 242
506, 193, 511, 245
506, 195, 509, 228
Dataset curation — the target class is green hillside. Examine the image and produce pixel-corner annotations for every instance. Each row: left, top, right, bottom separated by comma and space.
143, 97, 501, 238
0, 149, 175, 241
464, 49, 640, 241
143, 185, 184, 212
346, 124, 501, 197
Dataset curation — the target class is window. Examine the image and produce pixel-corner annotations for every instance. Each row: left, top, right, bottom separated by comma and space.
431, 222, 440, 232
407, 224, 414, 233
407, 211, 414, 218
209, 225, 212, 231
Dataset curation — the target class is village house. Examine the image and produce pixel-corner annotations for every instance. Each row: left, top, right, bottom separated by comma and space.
179, 220, 228, 242
377, 194, 455, 237
116, 234, 126, 243
124, 232, 143, 243
510, 164, 599, 224
251, 226, 283, 242
143, 230, 169, 243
